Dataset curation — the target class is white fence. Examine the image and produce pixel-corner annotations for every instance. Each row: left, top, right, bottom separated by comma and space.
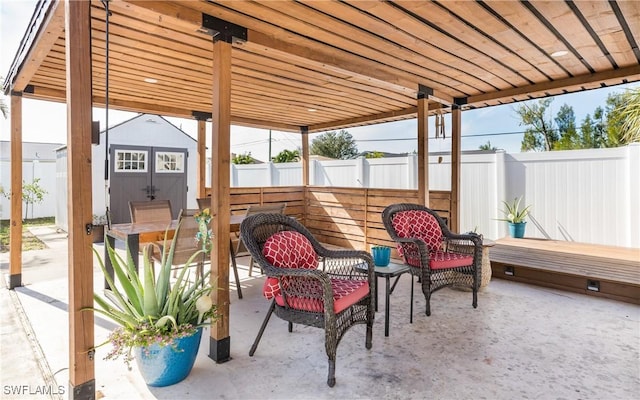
3, 143, 638, 248
231, 144, 640, 248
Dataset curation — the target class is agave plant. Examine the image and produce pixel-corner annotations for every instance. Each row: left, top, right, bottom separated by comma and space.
497, 196, 532, 224
91, 223, 218, 367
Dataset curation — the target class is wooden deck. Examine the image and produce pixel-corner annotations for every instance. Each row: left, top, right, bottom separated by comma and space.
489, 237, 640, 305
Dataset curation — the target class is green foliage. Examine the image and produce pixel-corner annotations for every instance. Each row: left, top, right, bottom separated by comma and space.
1, 178, 48, 220
553, 104, 580, 150
618, 87, 640, 144
232, 152, 254, 164
310, 130, 358, 159
478, 141, 497, 151
516, 90, 639, 151
90, 222, 219, 367
497, 196, 531, 223
0, 76, 7, 119
272, 149, 300, 163
516, 98, 558, 151
364, 151, 384, 159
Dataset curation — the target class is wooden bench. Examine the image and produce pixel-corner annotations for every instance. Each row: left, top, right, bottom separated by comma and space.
489, 237, 640, 305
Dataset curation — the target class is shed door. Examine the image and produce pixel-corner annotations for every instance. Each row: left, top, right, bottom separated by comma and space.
109, 145, 187, 223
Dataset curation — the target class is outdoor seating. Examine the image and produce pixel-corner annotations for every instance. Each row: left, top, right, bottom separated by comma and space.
382, 203, 482, 319
239, 213, 375, 387
129, 200, 172, 223
148, 208, 205, 281
235, 203, 287, 276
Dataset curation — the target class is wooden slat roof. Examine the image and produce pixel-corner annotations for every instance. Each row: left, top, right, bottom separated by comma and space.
4, 0, 640, 133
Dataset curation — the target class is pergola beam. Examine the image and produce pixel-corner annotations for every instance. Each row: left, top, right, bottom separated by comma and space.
208, 37, 232, 363
6, 0, 65, 93
9, 93, 23, 289
468, 65, 640, 105
65, 0, 95, 397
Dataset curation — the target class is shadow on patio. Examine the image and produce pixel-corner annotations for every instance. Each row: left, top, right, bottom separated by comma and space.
1, 225, 638, 399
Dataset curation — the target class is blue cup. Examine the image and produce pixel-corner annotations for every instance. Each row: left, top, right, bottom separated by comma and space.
372, 246, 391, 267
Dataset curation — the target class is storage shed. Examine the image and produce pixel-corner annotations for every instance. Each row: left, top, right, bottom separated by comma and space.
56, 113, 198, 230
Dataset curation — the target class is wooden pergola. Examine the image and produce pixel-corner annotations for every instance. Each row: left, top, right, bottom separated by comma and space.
3, 1, 639, 398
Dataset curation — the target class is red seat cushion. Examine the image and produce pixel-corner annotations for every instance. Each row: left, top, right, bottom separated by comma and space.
262, 231, 318, 300
391, 210, 443, 266
273, 278, 370, 314
429, 250, 474, 270
262, 231, 369, 312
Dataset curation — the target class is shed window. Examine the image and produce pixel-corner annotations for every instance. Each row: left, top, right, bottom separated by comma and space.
115, 150, 147, 172
155, 152, 184, 173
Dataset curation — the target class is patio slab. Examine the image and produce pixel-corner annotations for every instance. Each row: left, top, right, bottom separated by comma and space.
1, 226, 639, 399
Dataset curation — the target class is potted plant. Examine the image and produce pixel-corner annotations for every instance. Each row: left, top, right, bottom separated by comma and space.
90, 220, 219, 387
498, 196, 531, 238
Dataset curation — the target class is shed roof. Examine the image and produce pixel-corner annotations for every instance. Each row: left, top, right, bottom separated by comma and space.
3, 0, 639, 133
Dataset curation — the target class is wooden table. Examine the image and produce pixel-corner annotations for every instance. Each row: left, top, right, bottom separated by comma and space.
104, 215, 246, 295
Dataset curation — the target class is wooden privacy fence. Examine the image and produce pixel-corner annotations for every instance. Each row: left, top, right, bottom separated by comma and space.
206, 186, 452, 255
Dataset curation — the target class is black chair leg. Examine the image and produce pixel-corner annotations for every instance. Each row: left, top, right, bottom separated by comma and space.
410, 273, 415, 324
249, 300, 276, 356
288, 321, 293, 332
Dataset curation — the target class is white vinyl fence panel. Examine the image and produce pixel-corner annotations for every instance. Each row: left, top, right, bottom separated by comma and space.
231, 144, 640, 247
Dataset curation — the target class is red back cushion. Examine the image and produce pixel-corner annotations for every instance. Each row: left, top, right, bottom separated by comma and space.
262, 231, 318, 299
391, 210, 443, 266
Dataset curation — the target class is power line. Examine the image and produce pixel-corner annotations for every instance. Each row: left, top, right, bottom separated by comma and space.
354, 130, 528, 142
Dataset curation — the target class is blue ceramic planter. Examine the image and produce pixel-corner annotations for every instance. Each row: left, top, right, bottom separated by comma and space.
135, 328, 202, 387
372, 246, 391, 267
508, 222, 526, 238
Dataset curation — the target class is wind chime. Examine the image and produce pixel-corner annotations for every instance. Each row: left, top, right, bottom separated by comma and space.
434, 109, 446, 164
434, 108, 446, 139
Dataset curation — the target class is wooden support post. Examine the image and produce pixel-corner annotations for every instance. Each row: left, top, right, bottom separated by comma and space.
9, 93, 23, 289
417, 93, 429, 207
301, 126, 309, 225
196, 116, 207, 198
450, 106, 462, 232
209, 38, 232, 363
65, 0, 95, 398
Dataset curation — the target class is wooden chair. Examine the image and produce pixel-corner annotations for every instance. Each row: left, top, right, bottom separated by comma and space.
196, 197, 210, 210
382, 203, 482, 319
129, 200, 172, 223
196, 197, 243, 299
149, 208, 206, 281
235, 203, 287, 276
240, 213, 374, 387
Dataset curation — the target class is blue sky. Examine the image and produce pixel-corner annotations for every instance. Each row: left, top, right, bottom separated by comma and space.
2, 0, 638, 161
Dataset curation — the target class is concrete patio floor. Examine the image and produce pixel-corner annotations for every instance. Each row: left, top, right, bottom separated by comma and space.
1, 226, 638, 399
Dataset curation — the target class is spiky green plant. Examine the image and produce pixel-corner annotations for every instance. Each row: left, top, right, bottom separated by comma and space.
90, 223, 218, 367
497, 196, 532, 224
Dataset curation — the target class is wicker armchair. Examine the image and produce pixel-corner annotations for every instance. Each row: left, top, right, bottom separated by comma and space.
382, 203, 482, 319
240, 213, 375, 387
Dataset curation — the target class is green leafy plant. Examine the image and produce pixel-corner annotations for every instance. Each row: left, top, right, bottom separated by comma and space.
498, 196, 531, 224
90, 222, 219, 367
1, 178, 48, 220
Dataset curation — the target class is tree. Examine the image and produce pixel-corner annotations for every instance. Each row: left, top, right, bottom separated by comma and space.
478, 141, 497, 151
605, 92, 627, 146
232, 152, 254, 164
310, 130, 358, 159
0, 178, 48, 220
590, 106, 608, 148
554, 104, 580, 150
515, 98, 558, 151
0, 77, 7, 119
618, 87, 640, 144
272, 149, 300, 163
364, 151, 384, 159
